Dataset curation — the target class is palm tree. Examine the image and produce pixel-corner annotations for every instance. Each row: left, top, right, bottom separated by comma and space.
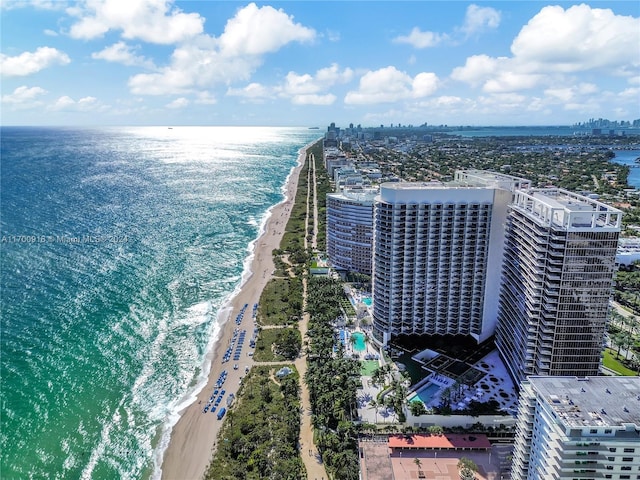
451, 380, 461, 401
621, 334, 634, 360
457, 457, 478, 480
613, 331, 626, 358
440, 387, 452, 405
368, 399, 379, 424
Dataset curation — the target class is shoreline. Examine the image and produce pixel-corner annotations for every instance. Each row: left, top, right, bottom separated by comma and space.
158, 141, 315, 480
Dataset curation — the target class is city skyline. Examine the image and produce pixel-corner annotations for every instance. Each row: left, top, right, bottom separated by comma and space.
1, 1, 639, 127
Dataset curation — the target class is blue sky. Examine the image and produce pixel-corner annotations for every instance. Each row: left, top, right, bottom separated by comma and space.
1, 1, 639, 126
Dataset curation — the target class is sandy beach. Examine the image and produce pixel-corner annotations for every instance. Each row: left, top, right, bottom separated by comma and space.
160, 144, 310, 480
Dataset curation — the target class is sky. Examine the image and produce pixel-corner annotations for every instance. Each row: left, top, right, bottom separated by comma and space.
1, 1, 639, 127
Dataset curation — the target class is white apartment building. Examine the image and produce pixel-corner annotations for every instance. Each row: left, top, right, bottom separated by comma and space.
326, 188, 378, 275
496, 188, 622, 384
513, 376, 640, 480
371, 181, 512, 345
324, 147, 351, 177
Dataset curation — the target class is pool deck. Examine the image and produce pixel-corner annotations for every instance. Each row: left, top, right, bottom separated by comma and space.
345, 285, 518, 424
410, 350, 518, 414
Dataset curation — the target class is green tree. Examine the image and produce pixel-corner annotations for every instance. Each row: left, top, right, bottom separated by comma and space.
457, 457, 478, 480
368, 399, 380, 424
409, 400, 427, 416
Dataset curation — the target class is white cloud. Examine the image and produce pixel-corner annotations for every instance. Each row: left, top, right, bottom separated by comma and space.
51, 95, 103, 112
0, 46, 70, 77
53, 95, 76, 110
395, 5, 499, 50
511, 4, 640, 73
92, 42, 155, 69
44, 29, 58, 36
68, 0, 204, 44
194, 91, 216, 105
1, 85, 47, 105
451, 57, 543, 94
218, 2, 315, 56
478, 93, 527, 111
315, 63, 354, 87
544, 87, 576, 103
345, 67, 413, 104
128, 45, 259, 95
225, 64, 350, 106
166, 97, 189, 109
291, 94, 336, 106
282, 63, 353, 97
1, 0, 66, 11
426, 96, 471, 109
619, 87, 640, 98
412, 72, 439, 97
393, 27, 447, 49
460, 4, 501, 37
283, 72, 317, 95
227, 83, 272, 100
345, 66, 439, 105
127, 3, 316, 97
128, 69, 192, 95
451, 4, 640, 96
483, 72, 542, 93
450, 55, 504, 87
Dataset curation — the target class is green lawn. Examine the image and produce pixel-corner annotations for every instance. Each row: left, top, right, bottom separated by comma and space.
360, 360, 379, 376
603, 348, 638, 376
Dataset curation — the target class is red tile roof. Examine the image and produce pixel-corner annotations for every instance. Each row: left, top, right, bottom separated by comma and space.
388, 433, 491, 450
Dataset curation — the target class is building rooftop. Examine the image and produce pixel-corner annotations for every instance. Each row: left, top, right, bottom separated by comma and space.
327, 188, 378, 203
512, 188, 622, 230
454, 169, 532, 191
528, 376, 640, 428
388, 433, 491, 450
382, 181, 446, 190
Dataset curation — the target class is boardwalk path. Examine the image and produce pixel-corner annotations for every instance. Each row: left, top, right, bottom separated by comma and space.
295, 151, 328, 479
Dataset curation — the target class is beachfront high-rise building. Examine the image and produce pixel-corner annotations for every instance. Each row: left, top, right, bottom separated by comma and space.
496, 188, 622, 385
371, 180, 513, 345
512, 376, 640, 480
326, 188, 378, 275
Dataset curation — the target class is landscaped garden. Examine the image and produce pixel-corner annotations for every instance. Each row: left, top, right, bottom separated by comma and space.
205, 365, 304, 479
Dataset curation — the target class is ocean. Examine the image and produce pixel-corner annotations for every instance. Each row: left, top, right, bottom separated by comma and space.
447, 126, 640, 137
610, 149, 640, 189
0, 126, 320, 480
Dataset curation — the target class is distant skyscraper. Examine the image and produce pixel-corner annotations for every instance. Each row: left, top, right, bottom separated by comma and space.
326, 188, 377, 275
371, 180, 513, 345
496, 188, 622, 384
512, 376, 640, 480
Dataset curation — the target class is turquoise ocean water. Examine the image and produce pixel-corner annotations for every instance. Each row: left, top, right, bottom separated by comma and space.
0, 126, 320, 479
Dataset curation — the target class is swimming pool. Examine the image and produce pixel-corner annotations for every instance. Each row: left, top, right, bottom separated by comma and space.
352, 332, 366, 351
410, 382, 440, 404
362, 296, 372, 306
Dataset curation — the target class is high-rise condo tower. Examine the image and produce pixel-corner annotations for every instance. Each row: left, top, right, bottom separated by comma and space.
371, 180, 513, 345
496, 188, 622, 384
